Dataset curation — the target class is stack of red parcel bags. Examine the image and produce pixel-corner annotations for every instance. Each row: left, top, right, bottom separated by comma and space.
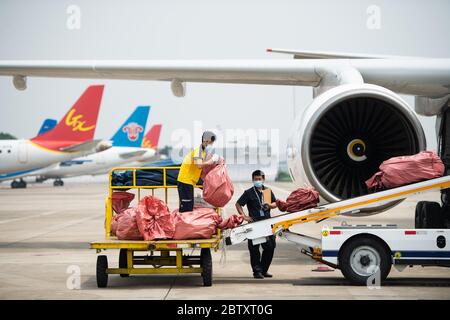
110, 159, 241, 240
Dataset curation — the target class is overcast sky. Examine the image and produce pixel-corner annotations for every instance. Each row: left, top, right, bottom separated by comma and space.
0, 0, 449, 157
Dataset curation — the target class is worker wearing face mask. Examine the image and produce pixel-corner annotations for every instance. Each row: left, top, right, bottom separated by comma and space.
177, 131, 219, 212
235, 170, 277, 279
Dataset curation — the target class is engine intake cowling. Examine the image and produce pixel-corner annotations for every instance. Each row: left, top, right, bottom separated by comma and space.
287, 84, 426, 215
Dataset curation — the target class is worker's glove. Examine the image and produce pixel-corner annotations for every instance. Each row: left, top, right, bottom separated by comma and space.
211, 153, 220, 163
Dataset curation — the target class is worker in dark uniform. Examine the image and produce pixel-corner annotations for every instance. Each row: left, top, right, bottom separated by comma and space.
235, 170, 277, 279
177, 131, 218, 212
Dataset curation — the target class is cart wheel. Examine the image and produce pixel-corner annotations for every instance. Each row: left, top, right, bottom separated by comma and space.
96, 255, 108, 288
200, 248, 212, 287
119, 249, 130, 278
339, 237, 391, 286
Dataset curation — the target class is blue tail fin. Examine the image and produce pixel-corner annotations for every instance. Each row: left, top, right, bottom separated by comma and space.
110, 106, 150, 147
37, 119, 57, 136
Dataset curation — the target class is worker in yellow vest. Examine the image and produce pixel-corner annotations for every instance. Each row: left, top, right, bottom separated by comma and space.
177, 131, 218, 212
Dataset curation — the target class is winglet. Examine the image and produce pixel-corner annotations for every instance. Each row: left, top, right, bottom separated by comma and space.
266, 48, 416, 59
142, 124, 162, 149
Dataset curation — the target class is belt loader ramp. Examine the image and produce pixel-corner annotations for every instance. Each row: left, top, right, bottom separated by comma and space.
225, 176, 450, 285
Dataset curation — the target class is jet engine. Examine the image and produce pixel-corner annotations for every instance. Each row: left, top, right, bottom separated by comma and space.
287, 84, 426, 215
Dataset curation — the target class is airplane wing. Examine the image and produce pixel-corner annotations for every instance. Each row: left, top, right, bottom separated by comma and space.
1, 57, 450, 97
118, 150, 148, 159
59, 139, 104, 153
0, 60, 320, 87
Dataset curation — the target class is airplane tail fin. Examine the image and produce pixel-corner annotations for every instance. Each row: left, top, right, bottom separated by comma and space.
110, 106, 150, 147
31, 85, 104, 150
142, 124, 162, 149
37, 119, 57, 136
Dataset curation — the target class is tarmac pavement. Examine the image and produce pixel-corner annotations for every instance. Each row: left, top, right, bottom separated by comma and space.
0, 179, 449, 299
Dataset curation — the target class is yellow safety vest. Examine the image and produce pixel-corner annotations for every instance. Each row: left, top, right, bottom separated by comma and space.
177, 146, 205, 185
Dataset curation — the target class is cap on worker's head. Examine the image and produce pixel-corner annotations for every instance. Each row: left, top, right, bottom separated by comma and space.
202, 131, 216, 143
252, 170, 265, 179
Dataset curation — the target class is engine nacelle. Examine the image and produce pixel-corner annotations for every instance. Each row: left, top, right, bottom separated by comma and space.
287, 84, 426, 215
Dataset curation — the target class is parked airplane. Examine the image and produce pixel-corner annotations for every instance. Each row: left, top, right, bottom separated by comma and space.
36, 119, 57, 136
1, 51, 449, 216
32, 107, 162, 186
121, 123, 163, 168
0, 85, 110, 188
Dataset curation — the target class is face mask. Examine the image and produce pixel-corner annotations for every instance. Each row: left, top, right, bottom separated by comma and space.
253, 181, 263, 188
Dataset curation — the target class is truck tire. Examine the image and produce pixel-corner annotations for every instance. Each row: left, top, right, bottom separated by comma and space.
443, 206, 450, 229
200, 248, 212, 287
119, 249, 130, 278
415, 201, 425, 228
96, 255, 108, 288
339, 237, 391, 286
421, 201, 444, 228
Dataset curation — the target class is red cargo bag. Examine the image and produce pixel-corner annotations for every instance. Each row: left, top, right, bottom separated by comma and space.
217, 215, 244, 229
115, 208, 143, 240
203, 159, 234, 208
172, 208, 220, 240
111, 191, 135, 214
135, 195, 175, 240
366, 151, 444, 190
276, 187, 320, 213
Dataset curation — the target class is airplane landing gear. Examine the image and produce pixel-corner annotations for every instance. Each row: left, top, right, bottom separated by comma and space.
11, 179, 27, 189
35, 176, 47, 183
53, 179, 64, 187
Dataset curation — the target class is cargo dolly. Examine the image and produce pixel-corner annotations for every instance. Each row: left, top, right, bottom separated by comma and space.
225, 175, 450, 285
90, 166, 221, 288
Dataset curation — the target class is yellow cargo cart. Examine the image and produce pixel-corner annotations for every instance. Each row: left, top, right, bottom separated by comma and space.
90, 166, 221, 288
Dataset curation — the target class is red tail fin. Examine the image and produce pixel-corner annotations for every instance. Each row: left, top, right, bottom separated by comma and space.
142, 124, 162, 149
31, 85, 104, 150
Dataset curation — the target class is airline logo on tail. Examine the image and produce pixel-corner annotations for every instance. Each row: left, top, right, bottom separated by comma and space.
122, 122, 144, 141
65, 108, 96, 132
110, 106, 150, 147
30, 85, 104, 151
141, 137, 153, 148
142, 124, 162, 149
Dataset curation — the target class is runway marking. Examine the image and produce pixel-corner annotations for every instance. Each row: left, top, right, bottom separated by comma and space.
0, 210, 60, 225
